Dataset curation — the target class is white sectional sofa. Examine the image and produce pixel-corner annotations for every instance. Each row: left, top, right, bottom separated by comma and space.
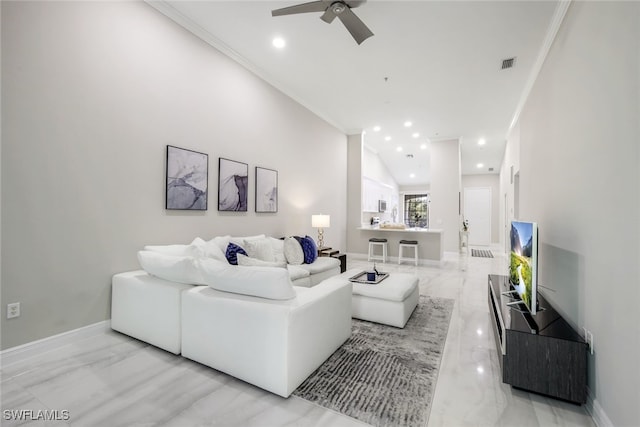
111, 234, 350, 397
181, 280, 351, 397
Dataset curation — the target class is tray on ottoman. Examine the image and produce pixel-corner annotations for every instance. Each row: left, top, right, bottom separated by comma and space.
348, 271, 389, 284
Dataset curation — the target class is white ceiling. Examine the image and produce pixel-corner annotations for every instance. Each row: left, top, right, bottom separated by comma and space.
151, 0, 560, 186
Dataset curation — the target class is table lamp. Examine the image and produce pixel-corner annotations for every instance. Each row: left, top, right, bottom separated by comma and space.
311, 214, 330, 249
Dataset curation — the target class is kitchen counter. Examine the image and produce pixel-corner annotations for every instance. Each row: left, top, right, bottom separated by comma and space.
357, 226, 443, 233
355, 226, 444, 262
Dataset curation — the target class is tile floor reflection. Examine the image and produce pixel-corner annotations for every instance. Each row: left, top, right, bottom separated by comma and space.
1, 248, 595, 426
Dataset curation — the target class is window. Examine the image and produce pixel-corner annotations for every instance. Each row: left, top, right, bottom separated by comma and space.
404, 194, 429, 228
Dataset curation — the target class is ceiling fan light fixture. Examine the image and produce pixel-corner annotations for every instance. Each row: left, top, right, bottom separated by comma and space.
271, 0, 373, 45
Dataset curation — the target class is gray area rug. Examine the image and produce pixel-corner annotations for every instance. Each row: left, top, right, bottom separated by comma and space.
293, 296, 455, 427
472, 249, 494, 258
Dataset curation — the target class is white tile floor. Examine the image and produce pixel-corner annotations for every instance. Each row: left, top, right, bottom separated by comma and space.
1, 248, 595, 426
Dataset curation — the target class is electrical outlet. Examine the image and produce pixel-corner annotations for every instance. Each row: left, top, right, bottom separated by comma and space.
7, 302, 20, 319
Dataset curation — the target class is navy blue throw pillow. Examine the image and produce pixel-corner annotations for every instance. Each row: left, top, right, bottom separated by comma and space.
300, 236, 318, 264
225, 242, 247, 265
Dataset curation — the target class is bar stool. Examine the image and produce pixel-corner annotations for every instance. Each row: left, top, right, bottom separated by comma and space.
398, 239, 419, 266
368, 238, 388, 263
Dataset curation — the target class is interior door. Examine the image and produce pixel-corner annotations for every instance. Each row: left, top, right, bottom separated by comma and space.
464, 187, 491, 246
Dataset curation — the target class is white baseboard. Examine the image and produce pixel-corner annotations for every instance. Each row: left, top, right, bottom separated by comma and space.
1, 320, 111, 367
346, 252, 444, 267
347, 252, 444, 267
586, 387, 613, 427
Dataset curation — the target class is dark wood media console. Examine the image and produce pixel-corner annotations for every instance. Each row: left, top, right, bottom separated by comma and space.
488, 274, 587, 404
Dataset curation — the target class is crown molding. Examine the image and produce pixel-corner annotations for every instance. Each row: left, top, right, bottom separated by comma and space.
507, 0, 572, 136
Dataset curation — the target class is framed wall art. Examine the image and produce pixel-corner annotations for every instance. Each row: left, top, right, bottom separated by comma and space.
255, 167, 278, 213
218, 157, 248, 211
165, 145, 208, 210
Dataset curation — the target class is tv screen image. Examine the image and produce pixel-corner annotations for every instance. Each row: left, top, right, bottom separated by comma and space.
509, 220, 538, 314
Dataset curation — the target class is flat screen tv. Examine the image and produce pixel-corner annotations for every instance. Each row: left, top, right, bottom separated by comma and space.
509, 220, 538, 314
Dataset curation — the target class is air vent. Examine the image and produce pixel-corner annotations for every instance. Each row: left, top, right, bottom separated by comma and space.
406, 154, 414, 159
489, 167, 494, 172
501, 57, 516, 70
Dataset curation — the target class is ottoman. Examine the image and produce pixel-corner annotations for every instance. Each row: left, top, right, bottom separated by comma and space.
343, 269, 420, 328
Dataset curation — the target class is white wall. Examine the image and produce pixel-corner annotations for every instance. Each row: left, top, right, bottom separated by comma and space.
362, 145, 399, 223
429, 139, 461, 251
501, 2, 639, 425
1, 1, 347, 350
461, 174, 500, 244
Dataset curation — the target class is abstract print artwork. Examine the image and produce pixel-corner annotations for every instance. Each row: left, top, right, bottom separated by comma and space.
218, 158, 248, 211
165, 145, 208, 210
255, 167, 278, 213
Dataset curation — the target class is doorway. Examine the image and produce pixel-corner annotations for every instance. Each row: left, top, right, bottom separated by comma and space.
464, 187, 491, 246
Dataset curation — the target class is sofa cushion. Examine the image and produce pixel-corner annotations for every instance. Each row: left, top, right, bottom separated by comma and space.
225, 243, 248, 265
287, 265, 311, 281
297, 256, 340, 275
137, 251, 203, 284
283, 237, 304, 265
237, 254, 286, 269
199, 258, 295, 300
299, 236, 318, 264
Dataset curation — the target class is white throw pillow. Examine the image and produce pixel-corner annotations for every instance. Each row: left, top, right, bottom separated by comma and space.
283, 237, 304, 265
190, 237, 227, 261
243, 237, 276, 262
269, 237, 287, 264
211, 235, 231, 253
233, 234, 266, 241
198, 258, 295, 300
237, 254, 286, 269
137, 251, 204, 284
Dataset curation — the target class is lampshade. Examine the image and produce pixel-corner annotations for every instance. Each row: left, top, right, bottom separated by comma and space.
312, 214, 331, 228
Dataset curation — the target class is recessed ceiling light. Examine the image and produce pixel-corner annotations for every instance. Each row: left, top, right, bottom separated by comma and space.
410, 173, 416, 178
477, 366, 485, 374
478, 138, 486, 146
404, 121, 412, 127
396, 146, 403, 152
477, 163, 484, 168
385, 136, 391, 141
412, 132, 420, 138
420, 143, 427, 150
373, 126, 381, 132
272, 37, 286, 49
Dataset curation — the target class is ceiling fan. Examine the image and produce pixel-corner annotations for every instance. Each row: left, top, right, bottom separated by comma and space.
271, 0, 374, 45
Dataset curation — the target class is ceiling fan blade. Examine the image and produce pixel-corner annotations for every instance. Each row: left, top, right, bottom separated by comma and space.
320, 9, 337, 23
271, 1, 327, 17
336, 6, 373, 44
